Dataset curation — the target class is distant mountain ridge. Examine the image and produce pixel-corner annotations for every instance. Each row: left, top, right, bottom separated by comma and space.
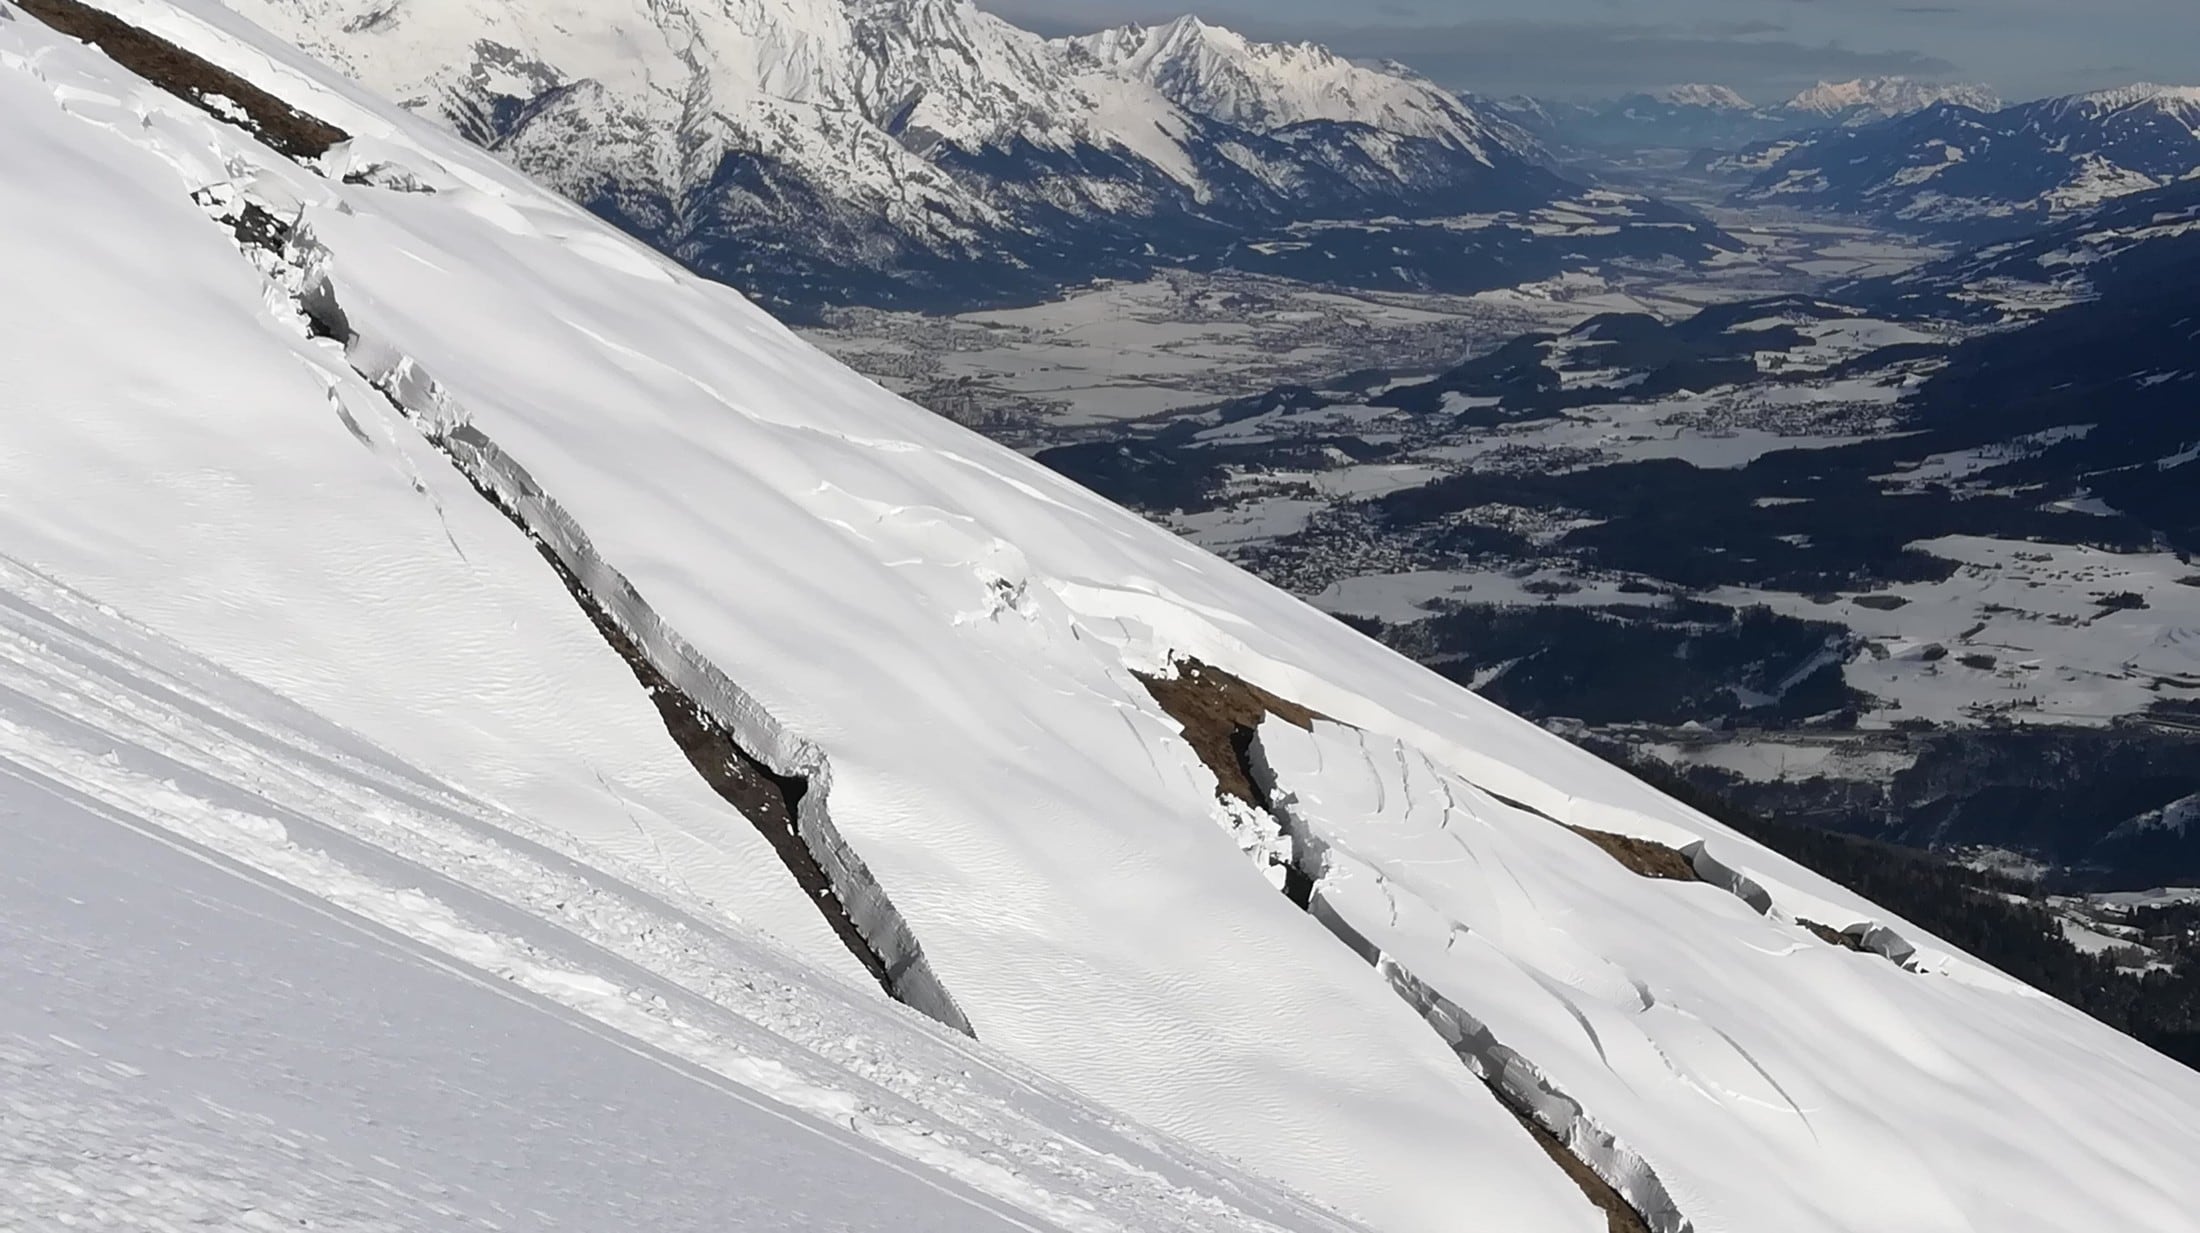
1650, 82, 1753, 110
213, 0, 1728, 315
1729, 83, 2200, 234
1785, 77, 2001, 121
1505, 75, 2002, 152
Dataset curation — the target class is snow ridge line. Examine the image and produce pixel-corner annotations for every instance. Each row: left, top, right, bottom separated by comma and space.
1245, 731, 1693, 1233
269, 219, 977, 1036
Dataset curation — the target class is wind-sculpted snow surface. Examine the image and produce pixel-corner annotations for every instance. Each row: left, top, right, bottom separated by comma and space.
5, 3, 2200, 1232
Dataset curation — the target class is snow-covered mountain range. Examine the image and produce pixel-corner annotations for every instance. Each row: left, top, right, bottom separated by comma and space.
5, 0, 2200, 1230
1648, 82, 1753, 111
1731, 83, 2200, 231
1786, 77, 2001, 121
184, 0, 1727, 315
1506, 76, 2001, 153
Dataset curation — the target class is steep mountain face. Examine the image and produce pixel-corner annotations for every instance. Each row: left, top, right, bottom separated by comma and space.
1068, 17, 1523, 153
1732, 85, 2200, 232
201, 0, 1726, 317
1512, 76, 1999, 153
10, 0, 2200, 1231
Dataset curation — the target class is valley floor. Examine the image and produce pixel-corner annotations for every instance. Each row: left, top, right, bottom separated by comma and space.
805, 216, 1943, 442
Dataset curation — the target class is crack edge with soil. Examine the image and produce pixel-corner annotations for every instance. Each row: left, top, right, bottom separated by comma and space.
198, 169, 979, 1035
382, 360, 980, 1037
1136, 658, 1681, 1233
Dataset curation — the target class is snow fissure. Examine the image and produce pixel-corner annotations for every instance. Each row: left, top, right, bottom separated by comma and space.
414, 396, 977, 1031
402, 394, 979, 1036
1137, 658, 1677, 1233
1555, 807, 1924, 970
1683, 841, 1923, 968
1241, 737, 1693, 1233
16, 5, 2200, 1229
432, 442, 901, 997
190, 166, 976, 1033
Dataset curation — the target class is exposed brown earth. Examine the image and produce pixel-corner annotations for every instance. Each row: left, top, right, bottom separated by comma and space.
1801, 919, 1867, 952
1568, 826, 1702, 882
1134, 656, 1318, 808
534, 538, 897, 994
16, 0, 347, 159
416, 451, 899, 995
1506, 1105, 1655, 1233
1135, 659, 1663, 1233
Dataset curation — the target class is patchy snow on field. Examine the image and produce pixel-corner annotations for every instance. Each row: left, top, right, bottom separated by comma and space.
1744, 315, 1939, 373
1432, 380, 1909, 474
1641, 736, 1921, 784
1715, 537, 2200, 726
807, 274, 1558, 432
1193, 401, 1409, 443
1314, 568, 1666, 624
1881, 424, 2097, 492
6, 2, 2200, 1232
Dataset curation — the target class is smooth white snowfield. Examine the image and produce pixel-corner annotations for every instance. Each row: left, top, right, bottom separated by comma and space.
0, 556, 1360, 1233
3, 4, 2200, 1233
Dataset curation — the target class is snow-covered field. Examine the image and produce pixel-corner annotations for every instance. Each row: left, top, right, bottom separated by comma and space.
804, 219, 1943, 440
1314, 567, 1668, 625
807, 274, 1582, 433
1717, 537, 2200, 727
5, 2, 2200, 1231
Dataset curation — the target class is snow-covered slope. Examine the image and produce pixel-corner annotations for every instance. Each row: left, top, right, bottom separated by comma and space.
1066, 17, 1513, 154
5, 2, 2200, 1232
0, 555, 1358, 1233
1733, 84, 2200, 230
192, 0, 1729, 315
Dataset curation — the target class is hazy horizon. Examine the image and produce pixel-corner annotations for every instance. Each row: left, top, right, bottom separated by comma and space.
981, 0, 2199, 103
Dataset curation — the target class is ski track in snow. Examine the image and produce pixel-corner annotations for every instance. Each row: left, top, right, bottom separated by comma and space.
0, 554, 1359, 1233
3, 3, 2200, 1232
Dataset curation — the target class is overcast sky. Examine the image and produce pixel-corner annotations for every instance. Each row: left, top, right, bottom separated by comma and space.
982, 0, 2200, 102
